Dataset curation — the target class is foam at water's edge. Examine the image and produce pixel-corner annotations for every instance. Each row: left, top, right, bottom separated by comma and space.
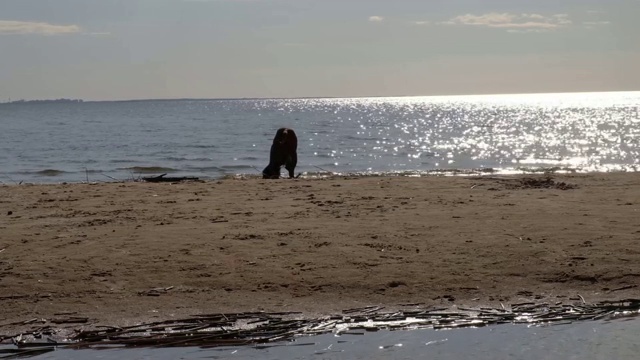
228, 165, 640, 180
5, 165, 640, 185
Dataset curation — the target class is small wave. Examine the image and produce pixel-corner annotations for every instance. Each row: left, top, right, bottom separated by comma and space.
183, 166, 224, 172
285, 169, 495, 179
196, 164, 628, 181
299, 167, 586, 178
110, 159, 137, 164
220, 164, 256, 170
220, 173, 263, 180
65, 159, 99, 164
161, 156, 213, 162
187, 144, 219, 149
119, 166, 179, 173
34, 169, 67, 176
84, 169, 107, 174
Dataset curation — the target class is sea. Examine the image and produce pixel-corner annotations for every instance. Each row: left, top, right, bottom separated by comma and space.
1, 91, 639, 184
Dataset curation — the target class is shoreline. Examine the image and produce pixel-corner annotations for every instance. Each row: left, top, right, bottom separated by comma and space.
1, 173, 640, 336
7, 166, 640, 187
3, 299, 640, 349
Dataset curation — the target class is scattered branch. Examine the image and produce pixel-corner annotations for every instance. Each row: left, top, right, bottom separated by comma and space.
313, 165, 333, 175
142, 174, 200, 183
100, 173, 120, 182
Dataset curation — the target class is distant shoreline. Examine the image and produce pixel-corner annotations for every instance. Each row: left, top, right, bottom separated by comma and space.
1, 98, 84, 104
2, 89, 638, 105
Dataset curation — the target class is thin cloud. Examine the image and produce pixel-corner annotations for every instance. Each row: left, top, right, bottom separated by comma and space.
441, 12, 572, 31
583, 21, 610, 26
521, 13, 545, 20
368, 16, 384, 22
0, 20, 80, 35
413, 21, 430, 26
507, 29, 550, 33
583, 11, 610, 29
583, 20, 611, 29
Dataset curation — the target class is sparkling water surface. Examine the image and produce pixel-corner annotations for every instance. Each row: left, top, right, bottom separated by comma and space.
0, 91, 639, 183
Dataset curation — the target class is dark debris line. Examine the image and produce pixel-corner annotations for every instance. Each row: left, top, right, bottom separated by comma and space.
1, 299, 639, 355
506, 176, 578, 190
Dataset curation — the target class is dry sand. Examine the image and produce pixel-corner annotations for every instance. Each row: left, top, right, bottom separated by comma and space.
1, 173, 640, 333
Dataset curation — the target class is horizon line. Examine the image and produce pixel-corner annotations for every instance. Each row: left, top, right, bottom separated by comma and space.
2, 89, 639, 104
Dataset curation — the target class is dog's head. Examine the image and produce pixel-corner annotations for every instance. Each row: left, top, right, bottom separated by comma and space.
275, 128, 290, 146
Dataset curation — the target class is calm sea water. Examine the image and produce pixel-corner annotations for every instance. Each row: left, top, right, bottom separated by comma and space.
1, 91, 639, 183
2, 316, 639, 359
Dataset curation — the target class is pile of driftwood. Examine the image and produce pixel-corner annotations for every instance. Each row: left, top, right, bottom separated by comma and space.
1, 299, 639, 355
141, 174, 200, 183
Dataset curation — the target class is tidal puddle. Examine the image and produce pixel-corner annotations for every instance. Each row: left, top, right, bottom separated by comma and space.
2, 316, 639, 359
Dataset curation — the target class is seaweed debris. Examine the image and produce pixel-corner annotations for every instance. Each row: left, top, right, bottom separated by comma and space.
142, 174, 200, 183
502, 176, 578, 190
1, 299, 639, 353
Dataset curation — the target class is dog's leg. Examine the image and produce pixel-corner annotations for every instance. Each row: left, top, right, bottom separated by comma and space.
285, 152, 297, 178
263, 165, 281, 179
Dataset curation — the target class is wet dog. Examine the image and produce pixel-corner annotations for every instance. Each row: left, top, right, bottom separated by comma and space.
262, 128, 298, 179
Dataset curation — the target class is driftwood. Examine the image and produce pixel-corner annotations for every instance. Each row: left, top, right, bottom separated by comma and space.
137, 286, 175, 297
2, 299, 640, 352
142, 174, 200, 183
50, 317, 89, 325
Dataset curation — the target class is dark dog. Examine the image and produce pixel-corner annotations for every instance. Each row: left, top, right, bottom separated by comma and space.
263, 128, 298, 179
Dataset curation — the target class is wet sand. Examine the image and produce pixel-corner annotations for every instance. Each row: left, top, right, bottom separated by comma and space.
1, 173, 640, 333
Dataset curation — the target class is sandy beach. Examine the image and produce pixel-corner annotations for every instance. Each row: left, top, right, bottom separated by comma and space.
1, 173, 640, 334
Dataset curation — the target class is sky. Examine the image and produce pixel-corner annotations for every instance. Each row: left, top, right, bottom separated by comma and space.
0, 0, 638, 101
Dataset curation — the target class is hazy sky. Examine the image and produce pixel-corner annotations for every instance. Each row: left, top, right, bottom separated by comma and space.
1, 0, 638, 100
